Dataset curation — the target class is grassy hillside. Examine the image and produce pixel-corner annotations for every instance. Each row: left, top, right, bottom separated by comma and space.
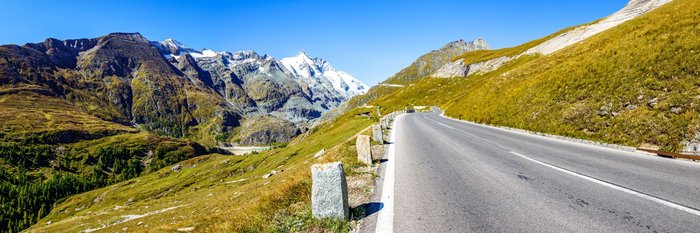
0, 88, 208, 233
26, 107, 378, 232
371, 0, 700, 152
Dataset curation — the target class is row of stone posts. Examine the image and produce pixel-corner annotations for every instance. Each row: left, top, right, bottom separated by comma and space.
311, 110, 403, 220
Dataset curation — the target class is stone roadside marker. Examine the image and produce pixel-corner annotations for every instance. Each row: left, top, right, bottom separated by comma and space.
372, 125, 384, 144
311, 162, 349, 220
356, 135, 372, 165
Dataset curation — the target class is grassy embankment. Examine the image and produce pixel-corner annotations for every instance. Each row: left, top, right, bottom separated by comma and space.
27, 106, 380, 232
372, 0, 699, 151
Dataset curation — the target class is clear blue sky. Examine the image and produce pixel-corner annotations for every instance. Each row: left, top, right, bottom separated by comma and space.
1, 0, 628, 85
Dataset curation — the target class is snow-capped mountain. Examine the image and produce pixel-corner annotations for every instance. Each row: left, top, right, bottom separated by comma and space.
152, 39, 368, 127
280, 51, 368, 98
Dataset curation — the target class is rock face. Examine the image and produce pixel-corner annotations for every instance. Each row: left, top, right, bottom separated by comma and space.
356, 135, 372, 165
434, 56, 513, 78
311, 162, 349, 220
234, 115, 300, 145
432, 60, 469, 78
372, 125, 384, 144
384, 38, 490, 84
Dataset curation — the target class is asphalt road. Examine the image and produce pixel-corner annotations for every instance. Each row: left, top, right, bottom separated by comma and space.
387, 110, 700, 232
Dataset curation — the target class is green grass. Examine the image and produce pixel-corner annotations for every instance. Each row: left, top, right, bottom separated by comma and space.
27, 107, 377, 232
370, 0, 700, 152
0, 89, 136, 143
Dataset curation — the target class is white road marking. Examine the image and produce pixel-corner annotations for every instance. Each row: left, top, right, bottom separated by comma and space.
375, 115, 400, 233
509, 151, 700, 217
422, 115, 455, 130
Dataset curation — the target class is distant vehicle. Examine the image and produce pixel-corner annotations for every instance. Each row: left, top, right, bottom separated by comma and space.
406, 109, 416, 113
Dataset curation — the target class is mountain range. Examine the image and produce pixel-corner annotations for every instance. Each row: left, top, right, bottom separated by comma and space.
1, 34, 367, 146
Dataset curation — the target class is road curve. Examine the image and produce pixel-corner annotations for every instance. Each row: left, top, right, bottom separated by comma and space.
389, 110, 700, 232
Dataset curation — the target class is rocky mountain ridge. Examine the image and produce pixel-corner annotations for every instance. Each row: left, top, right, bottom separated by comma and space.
153, 39, 368, 127
383, 38, 490, 84
433, 0, 673, 78
1, 33, 367, 146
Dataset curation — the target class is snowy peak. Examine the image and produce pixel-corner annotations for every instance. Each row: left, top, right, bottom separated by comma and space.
152, 38, 198, 56
280, 51, 368, 97
152, 38, 368, 102
161, 38, 187, 51
153, 39, 227, 59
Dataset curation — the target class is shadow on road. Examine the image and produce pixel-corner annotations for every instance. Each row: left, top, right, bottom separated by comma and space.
352, 202, 384, 220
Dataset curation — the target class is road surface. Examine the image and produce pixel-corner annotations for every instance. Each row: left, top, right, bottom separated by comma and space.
376, 110, 700, 232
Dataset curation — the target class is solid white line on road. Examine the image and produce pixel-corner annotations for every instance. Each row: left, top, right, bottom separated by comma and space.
375, 115, 400, 233
509, 151, 700, 217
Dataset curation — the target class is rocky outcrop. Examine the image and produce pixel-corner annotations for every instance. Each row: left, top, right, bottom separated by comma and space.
384, 38, 490, 84
433, 56, 513, 78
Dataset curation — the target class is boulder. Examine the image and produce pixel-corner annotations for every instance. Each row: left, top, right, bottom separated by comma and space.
356, 135, 372, 165
311, 162, 349, 220
171, 164, 182, 172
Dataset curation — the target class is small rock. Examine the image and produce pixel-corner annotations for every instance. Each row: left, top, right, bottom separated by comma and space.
171, 164, 182, 172
596, 106, 610, 116
137, 221, 143, 225
177, 227, 196, 232
671, 107, 682, 114
46, 221, 52, 225
637, 95, 644, 101
207, 193, 213, 197
647, 98, 659, 107
314, 149, 325, 158
262, 173, 273, 179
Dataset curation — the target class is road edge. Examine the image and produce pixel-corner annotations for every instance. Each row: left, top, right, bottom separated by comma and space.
373, 114, 401, 233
